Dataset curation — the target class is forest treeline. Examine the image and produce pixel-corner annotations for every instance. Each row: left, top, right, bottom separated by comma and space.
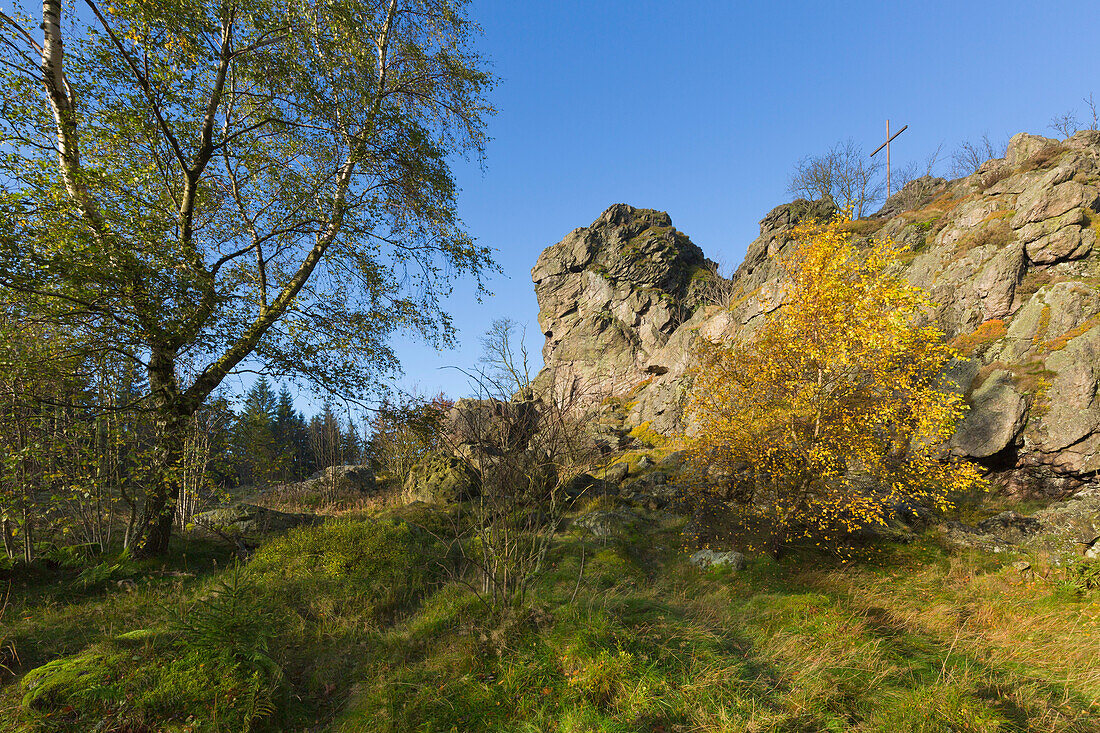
0, 326, 383, 563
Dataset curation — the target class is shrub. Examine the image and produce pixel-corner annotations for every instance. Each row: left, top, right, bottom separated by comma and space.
951, 320, 1007, 357
365, 393, 451, 486
683, 215, 982, 553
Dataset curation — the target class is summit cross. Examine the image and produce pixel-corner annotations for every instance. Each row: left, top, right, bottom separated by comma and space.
870, 120, 909, 198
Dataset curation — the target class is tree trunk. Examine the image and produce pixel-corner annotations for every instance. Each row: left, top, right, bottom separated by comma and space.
133, 407, 190, 556
2, 518, 12, 559
133, 347, 192, 557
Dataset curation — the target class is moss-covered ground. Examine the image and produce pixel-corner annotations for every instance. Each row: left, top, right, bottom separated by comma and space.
2, 501, 1099, 732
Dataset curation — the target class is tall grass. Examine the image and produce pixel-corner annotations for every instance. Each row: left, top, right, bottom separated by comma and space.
2, 507, 1098, 731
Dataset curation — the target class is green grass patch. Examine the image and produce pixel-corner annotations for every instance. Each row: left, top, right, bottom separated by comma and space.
4, 504, 1100, 731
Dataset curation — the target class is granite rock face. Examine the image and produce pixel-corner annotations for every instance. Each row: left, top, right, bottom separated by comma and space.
532, 131, 1100, 496
531, 203, 713, 404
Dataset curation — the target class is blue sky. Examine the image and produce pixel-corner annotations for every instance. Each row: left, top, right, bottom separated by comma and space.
318, 0, 1100, 409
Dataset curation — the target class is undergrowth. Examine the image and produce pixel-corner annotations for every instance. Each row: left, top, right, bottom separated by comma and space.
2, 504, 1099, 732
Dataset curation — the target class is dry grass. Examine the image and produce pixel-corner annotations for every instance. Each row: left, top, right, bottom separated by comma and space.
1017, 144, 1068, 173
980, 167, 1013, 190
980, 208, 1015, 224
972, 358, 1055, 396
842, 218, 888, 238
1044, 315, 1100, 352
1034, 305, 1053, 347
257, 480, 402, 516
951, 319, 1007, 357
822, 552, 1100, 698
909, 192, 971, 219
954, 220, 1013, 255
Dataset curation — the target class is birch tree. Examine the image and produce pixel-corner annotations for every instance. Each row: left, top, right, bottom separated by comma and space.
0, 0, 495, 555
684, 215, 981, 552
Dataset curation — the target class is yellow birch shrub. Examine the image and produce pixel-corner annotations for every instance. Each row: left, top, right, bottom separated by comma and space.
684, 214, 981, 550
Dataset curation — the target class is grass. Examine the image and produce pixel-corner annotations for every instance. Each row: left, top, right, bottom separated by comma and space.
1017, 144, 1067, 174
841, 218, 887, 238
953, 220, 1013, 256
2, 502, 1099, 732
951, 319, 1008, 357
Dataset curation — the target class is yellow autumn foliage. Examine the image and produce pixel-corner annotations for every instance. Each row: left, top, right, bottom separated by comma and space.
684, 214, 982, 550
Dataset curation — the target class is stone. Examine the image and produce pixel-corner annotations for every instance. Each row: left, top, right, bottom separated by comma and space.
1015, 207, 1089, 243
658, 450, 689, 471
313, 464, 376, 492
261, 465, 377, 504
1042, 328, 1100, 459
531, 204, 712, 400
447, 398, 540, 453
561, 472, 614, 503
1011, 181, 1100, 228
529, 130, 1100, 494
401, 452, 479, 504
975, 511, 1042, 541
876, 176, 947, 218
600, 461, 630, 484
1004, 132, 1058, 167
975, 243, 1026, 320
572, 509, 640, 539
1025, 226, 1092, 264
689, 549, 747, 571
951, 371, 1026, 459
192, 503, 320, 539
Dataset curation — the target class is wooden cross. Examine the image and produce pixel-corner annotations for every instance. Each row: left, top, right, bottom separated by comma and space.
870, 120, 908, 198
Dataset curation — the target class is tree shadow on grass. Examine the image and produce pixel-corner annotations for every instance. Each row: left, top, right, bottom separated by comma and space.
857, 604, 1100, 732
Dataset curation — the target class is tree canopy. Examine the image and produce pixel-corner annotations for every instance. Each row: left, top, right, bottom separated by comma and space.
0, 0, 496, 553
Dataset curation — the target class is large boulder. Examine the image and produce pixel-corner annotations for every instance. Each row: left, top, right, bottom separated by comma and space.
531, 204, 713, 401
447, 397, 540, 454
572, 509, 641, 539
950, 371, 1026, 459
689, 549, 747, 571
310, 464, 376, 492
259, 464, 377, 508
192, 503, 319, 539
401, 452, 479, 504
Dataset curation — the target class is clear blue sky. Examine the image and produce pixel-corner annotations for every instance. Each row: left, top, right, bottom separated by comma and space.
322, 0, 1100, 409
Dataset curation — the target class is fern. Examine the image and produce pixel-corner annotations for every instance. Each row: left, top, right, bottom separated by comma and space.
73, 548, 135, 588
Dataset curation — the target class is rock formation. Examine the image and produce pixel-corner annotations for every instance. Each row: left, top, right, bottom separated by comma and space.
531, 203, 714, 401
533, 131, 1100, 497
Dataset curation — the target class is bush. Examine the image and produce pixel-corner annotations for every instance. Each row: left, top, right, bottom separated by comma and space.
684, 215, 982, 553
365, 394, 451, 485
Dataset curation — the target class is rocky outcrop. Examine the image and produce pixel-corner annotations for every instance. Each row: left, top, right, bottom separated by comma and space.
533, 130, 1100, 496
944, 491, 1100, 558
401, 452, 479, 504
531, 204, 714, 403
193, 503, 320, 541
446, 397, 540, 456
